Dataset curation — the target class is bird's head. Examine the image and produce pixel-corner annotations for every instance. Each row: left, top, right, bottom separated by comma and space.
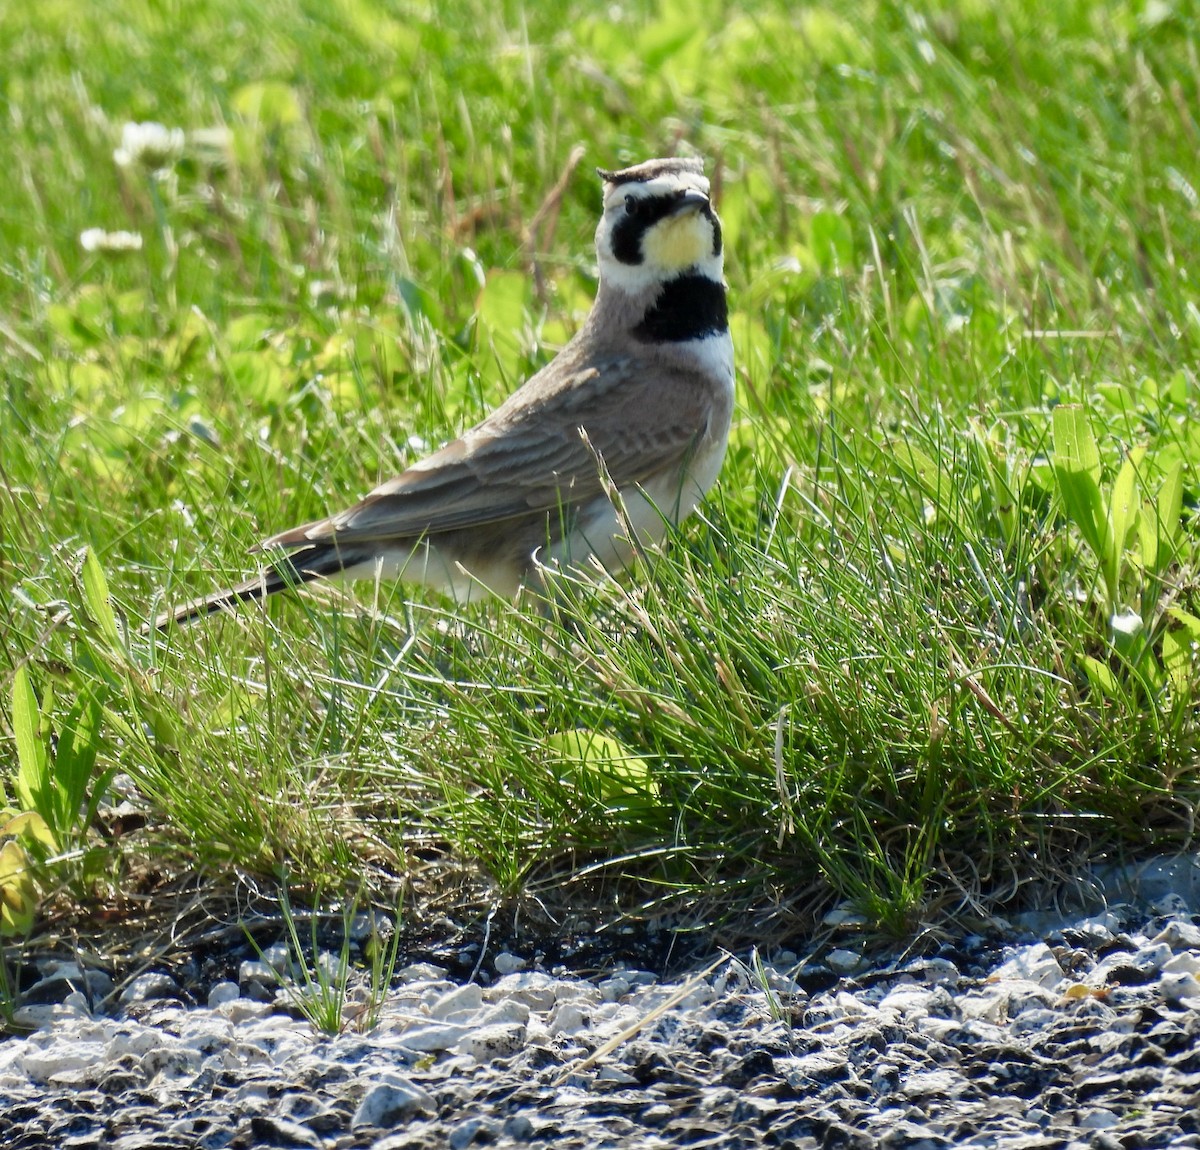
594, 158, 723, 295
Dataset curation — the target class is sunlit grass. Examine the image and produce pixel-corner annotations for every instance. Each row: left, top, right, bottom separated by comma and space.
1, 0, 1198, 953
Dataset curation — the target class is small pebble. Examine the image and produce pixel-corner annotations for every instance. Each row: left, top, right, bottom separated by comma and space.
352, 1078, 437, 1128
119, 973, 181, 1005
1153, 919, 1200, 950
827, 948, 862, 973
207, 981, 240, 1008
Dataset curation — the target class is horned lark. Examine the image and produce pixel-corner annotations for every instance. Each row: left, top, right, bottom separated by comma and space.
155, 157, 733, 628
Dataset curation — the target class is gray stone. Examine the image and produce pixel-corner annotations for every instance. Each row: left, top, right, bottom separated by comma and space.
206, 980, 240, 1008
238, 959, 277, 985
118, 973, 181, 1005
448, 1116, 501, 1148
991, 943, 1064, 989
503, 1113, 535, 1140
488, 971, 557, 1011
640, 1103, 674, 1124
22, 967, 113, 1006
879, 983, 937, 1016
1153, 919, 1200, 950
395, 1022, 471, 1052
548, 1001, 590, 1035
261, 942, 294, 971
396, 962, 449, 982
351, 1077, 437, 1128
1160, 970, 1200, 1000
598, 974, 631, 1001
899, 1069, 967, 1099
247, 1115, 323, 1148
18, 1041, 107, 1083
456, 1021, 526, 1061
430, 983, 484, 1020
828, 948, 863, 973
1150, 892, 1192, 916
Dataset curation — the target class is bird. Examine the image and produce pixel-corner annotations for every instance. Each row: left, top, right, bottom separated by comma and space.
153, 156, 733, 629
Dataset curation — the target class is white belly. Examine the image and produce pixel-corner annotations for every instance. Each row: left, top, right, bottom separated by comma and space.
337, 541, 522, 602
546, 335, 734, 578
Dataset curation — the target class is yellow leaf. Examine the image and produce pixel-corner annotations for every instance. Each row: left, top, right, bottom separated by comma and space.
0, 840, 37, 936
2, 811, 57, 850
547, 730, 659, 808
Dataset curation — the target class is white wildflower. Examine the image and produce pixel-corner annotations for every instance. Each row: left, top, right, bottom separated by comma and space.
113, 121, 185, 169
1110, 609, 1143, 639
79, 228, 143, 253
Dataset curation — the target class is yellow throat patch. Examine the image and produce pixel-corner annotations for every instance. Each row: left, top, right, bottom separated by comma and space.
642, 213, 709, 273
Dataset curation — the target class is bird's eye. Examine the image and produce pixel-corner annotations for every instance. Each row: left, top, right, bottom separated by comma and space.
624, 194, 641, 216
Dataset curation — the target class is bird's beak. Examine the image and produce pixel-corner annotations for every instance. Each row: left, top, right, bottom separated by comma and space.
669, 189, 710, 215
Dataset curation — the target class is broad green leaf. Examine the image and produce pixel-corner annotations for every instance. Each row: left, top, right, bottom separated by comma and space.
1052, 405, 1101, 479
82, 549, 120, 646
1052, 406, 1107, 564
1162, 628, 1192, 701
1163, 371, 1190, 408
967, 421, 1021, 544
1164, 607, 1200, 701
902, 291, 929, 338
54, 694, 103, 834
44, 285, 109, 349
1137, 459, 1184, 574
1167, 608, 1200, 641
1109, 609, 1156, 689
396, 277, 448, 331
228, 348, 289, 406
1137, 499, 1159, 573
11, 668, 48, 816
83, 767, 121, 837
891, 442, 964, 529
1080, 655, 1120, 699
112, 289, 149, 327
224, 313, 275, 350
1156, 459, 1184, 554
146, 703, 180, 755
1105, 446, 1143, 599
209, 683, 266, 728
1108, 448, 1142, 555
547, 730, 659, 808
891, 442, 943, 497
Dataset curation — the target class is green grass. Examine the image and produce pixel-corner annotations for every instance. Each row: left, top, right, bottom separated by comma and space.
2, 0, 1199, 951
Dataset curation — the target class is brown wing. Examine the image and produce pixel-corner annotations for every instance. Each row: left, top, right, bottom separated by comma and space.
264, 357, 712, 548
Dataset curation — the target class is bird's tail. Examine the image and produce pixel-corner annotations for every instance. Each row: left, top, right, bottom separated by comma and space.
149, 544, 355, 631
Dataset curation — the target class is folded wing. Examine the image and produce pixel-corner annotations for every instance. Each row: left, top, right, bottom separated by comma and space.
263, 358, 712, 549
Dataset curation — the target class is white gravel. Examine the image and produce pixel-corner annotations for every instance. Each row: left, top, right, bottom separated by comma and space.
2, 868, 1200, 1148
